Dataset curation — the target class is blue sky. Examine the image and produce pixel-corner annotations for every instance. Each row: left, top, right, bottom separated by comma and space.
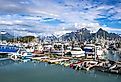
0, 0, 121, 36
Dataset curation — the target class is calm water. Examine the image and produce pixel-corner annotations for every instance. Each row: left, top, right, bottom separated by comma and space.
0, 61, 121, 82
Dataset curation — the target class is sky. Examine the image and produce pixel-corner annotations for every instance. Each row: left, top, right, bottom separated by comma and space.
0, 0, 121, 37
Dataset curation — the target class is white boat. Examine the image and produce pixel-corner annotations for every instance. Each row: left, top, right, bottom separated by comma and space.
65, 47, 85, 58
71, 47, 85, 57
82, 61, 98, 71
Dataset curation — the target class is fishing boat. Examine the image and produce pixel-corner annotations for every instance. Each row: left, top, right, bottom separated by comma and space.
0, 45, 19, 53
17, 49, 33, 59
70, 60, 83, 70
65, 47, 85, 58
81, 61, 98, 71
106, 62, 121, 74
93, 60, 121, 74
83, 44, 104, 60
10, 48, 33, 60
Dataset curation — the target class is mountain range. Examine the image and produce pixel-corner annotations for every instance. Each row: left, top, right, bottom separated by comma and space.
61, 28, 121, 42
42, 28, 121, 42
1, 28, 121, 42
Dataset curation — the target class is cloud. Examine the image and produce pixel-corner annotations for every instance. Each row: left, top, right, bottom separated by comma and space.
0, 0, 121, 36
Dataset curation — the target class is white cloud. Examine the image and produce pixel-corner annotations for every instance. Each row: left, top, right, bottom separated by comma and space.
103, 27, 121, 33
0, 0, 121, 36
0, 20, 23, 25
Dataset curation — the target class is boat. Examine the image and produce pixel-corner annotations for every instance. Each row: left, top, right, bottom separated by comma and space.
51, 42, 65, 56
93, 60, 121, 74
51, 50, 63, 55
64, 62, 70, 67
81, 61, 98, 71
48, 58, 69, 64
109, 63, 121, 74
65, 47, 85, 58
18, 49, 33, 59
70, 60, 83, 70
83, 44, 104, 60
10, 48, 33, 60
0, 45, 19, 53
64, 46, 72, 55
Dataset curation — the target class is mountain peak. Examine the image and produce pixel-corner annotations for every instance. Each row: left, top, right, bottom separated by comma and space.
98, 28, 105, 32
0, 32, 14, 40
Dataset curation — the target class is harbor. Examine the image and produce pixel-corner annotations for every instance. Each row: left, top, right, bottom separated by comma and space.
0, 39, 121, 76
0, 0, 121, 82
0, 33, 121, 82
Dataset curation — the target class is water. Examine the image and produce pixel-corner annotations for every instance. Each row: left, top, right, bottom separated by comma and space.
0, 61, 121, 82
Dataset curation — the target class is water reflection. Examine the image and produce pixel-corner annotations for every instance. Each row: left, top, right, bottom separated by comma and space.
0, 60, 121, 82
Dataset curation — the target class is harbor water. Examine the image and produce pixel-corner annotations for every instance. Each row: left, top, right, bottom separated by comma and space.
0, 60, 121, 82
